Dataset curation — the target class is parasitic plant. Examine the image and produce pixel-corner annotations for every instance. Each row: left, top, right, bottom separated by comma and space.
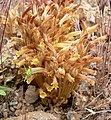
1, 0, 107, 105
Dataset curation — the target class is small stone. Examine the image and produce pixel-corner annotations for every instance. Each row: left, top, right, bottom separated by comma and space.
25, 85, 38, 104
0, 75, 4, 79
15, 110, 21, 116
14, 103, 22, 110
26, 105, 34, 112
35, 105, 43, 111
10, 107, 15, 112
9, 101, 18, 106
0, 105, 2, 110
3, 111, 8, 119
13, 96, 18, 101
3, 109, 9, 112
22, 99, 26, 104
26, 103, 30, 106
15, 92, 19, 97
2, 103, 7, 110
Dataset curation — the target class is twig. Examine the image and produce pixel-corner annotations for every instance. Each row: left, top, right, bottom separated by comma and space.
85, 92, 103, 107
0, 0, 11, 69
82, 108, 111, 119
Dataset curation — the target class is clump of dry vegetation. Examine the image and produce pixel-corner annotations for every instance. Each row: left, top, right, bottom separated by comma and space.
1, 0, 108, 106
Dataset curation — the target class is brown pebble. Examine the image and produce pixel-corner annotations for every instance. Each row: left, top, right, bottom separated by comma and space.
26, 103, 30, 106
0, 105, 2, 110
10, 101, 18, 106
15, 110, 21, 116
2, 103, 7, 110
15, 92, 19, 97
25, 85, 38, 104
3, 111, 8, 118
26, 105, 34, 112
10, 107, 15, 112
0, 75, 3, 79
14, 103, 22, 110
22, 99, 26, 104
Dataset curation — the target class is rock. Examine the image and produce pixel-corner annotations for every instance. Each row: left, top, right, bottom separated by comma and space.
2, 103, 7, 110
5, 111, 60, 120
9, 101, 18, 106
26, 105, 34, 112
10, 107, 15, 112
0, 75, 4, 79
3, 111, 8, 119
15, 110, 21, 116
25, 85, 38, 104
3, 109, 9, 112
14, 103, 22, 110
0, 105, 2, 110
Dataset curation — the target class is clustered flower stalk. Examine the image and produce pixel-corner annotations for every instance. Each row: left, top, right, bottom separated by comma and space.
1, 0, 107, 105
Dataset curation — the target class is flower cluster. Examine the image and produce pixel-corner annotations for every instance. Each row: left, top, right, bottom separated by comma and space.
2, 0, 107, 105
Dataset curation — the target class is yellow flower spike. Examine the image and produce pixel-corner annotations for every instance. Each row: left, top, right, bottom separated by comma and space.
39, 42, 45, 47
72, 68, 79, 77
16, 59, 25, 67
62, 3, 78, 12
87, 57, 103, 63
47, 71, 53, 77
0, 15, 6, 20
83, 35, 107, 55
13, 2, 20, 14
77, 73, 95, 86
82, 67, 97, 75
32, 0, 37, 15
11, 37, 23, 43
78, 55, 91, 62
73, 54, 80, 58
25, 54, 29, 58
41, 15, 53, 26
53, 40, 78, 49
26, 75, 35, 84
39, 88, 47, 99
91, 35, 108, 45
21, 47, 25, 51
58, 68, 65, 76
65, 31, 81, 40
34, 55, 38, 58
42, 5, 50, 19
12, 56, 17, 63
16, 51, 21, 57
44, 82, 53, 92
1, 19, 6, 24
51, 76, 59, 90
66, 73, 75, 83
53, 42, 70, 48
12, 60, 15, 64
31, 67, 47, 74
58, 46, 70, 56
68, 58, 78, 64
59, 14, 70, 27
31, 58, 39, 65
87, 24, 99, 33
